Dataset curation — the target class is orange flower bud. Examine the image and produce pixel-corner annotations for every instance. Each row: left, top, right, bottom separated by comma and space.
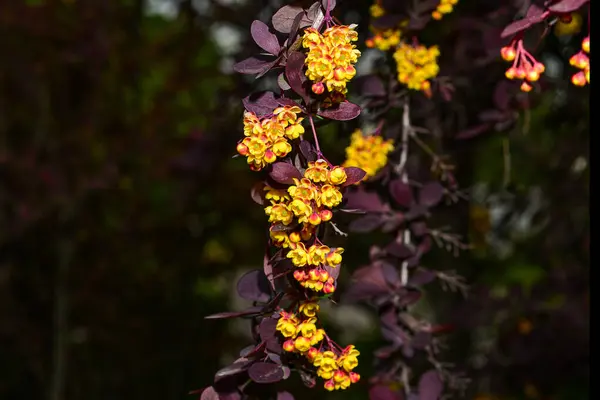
320, 209, 333, 222
520, 82, 533, 92
571, 71, 587, 86
312, 82, 325, 94
236, 143, 249, 155
323, 282, 335, 294
307, 347, 319, 361
501, 46, 516, 62
582, 36, 590, 53
264, 149, 277, 164
324, 379, 335, 391
282, 339, 295, 352
505, 67, 517, 80
533, 62, 545, 74
308, 212, 322, 226
349, 372, 361, 383
432, 10, 442, 20
515, 67, 526, 79
289, 232, 301, 243
526, 70, 540, 82
293, 269, 306, 281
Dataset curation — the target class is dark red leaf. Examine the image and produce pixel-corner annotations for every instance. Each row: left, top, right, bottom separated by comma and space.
548, 0, 589, 13
324, 263, 340, 280
322, 0, 336, 12
500, 16, 539, 38
389, 179, 414, 207
455, 123, 492, 140
200, 387, 220, 400
243, 91, 281, 117
299, 369, 316, 388
285, 51, 310, 104
369, 385, 404, 400
250, 182, 266, 206
299, 140, 317, 162
410, 221, 428, 237
525, 4, 547, 23
381, 262, 400, 287
419, 182, 444, 207
259, 318, 278, 341
205, 306, 263, 320
277, 73, 291, 91
317, 101, 361, 121
237, 270, 271, 302
233, 55, 276, 75
269, 162, 302, 184
405, 204, 429, 220
251, 20, 281, 55
342, 166, 367, 186
277, 391, 295, 400
214, 360, 252, 381
386, 242, 415, 259
409, 268, 437, 286
349, 214, 383, 233
272, 5, 310, 33
344, 188, 386, 212
248, 362, 286, 383
418, 370, 443, 400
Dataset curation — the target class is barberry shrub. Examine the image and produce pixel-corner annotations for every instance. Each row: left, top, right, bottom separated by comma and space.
199, 0, 590, 399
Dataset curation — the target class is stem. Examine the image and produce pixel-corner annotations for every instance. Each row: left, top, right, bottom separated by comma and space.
308, 113, 326, 160
400, 100, 412, 287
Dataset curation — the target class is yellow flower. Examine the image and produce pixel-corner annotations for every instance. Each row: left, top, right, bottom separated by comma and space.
393, 42, 440, 94
299, 301, 320, 317
328, 166, 347, 185
294, 336, 312, 353
325, 247, 344, 266
343, 129, 394, 179
287, 242, 310, 267
320, 185, 343, 208
370, 3, 385, 18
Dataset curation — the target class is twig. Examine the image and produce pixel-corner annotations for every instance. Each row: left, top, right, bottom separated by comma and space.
399, 99, 412, 287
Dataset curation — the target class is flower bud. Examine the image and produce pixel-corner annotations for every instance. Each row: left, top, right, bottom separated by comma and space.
501, 46, 516, 62
520, 81, 533, 92
582, 36, 590, 53
236, 143, 249, 156
320, 209, 333, 222
349, 372, 361, 383
572, 71, 587, 86
282, 339, 295, 352
311, 82, 325, 95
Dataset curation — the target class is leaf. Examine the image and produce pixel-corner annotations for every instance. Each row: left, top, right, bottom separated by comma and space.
237, 270, 272, 302
356, 75, 386, 97
200, 386, 220, 400
269, 162, 302, 184
243, 91, 280, 117
419, 182, 444, 207
233, 55, 276, 75
259, 317, 278, 341
548, 0, 589, 13
455, 123, 492, 140
369, 385, 404, 400
322, 0, 336, 12
214, 360, 252, 381
344, 188, 386, 212
525, 4, 547, 23
277, 391, 295, 400
299, 140, 317, 162
500, 16, 541, 38
317, 101, 361, 121
349, 214, 383, 233
390, 179, 414, 207
285, 51, 310, 104
418, 370, 443, 400
343, 166, 367, 186
250, 182, 266, 206
205, 306, 263, 320
248, 362, 286, 384
251, 20, 281, 55
386, 242, 415, 259
277, 73, 291, 91
272, 5, 310, 33
372, 14, 405, 29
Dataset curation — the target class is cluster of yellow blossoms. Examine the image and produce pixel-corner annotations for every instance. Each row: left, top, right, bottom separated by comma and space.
343, 129, 394, 180
302, 25, 361, 98
276, 303, 361, 391
265, 160, 347, 293
365, 29, 402, 52
501, 40, 546, 92
570, 36, 590, 87
236, 106, 305, 171
432, 0, 459, 20
393, 43, 440, 94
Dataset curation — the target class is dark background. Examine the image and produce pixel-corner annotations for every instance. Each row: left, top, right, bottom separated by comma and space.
0, 1, 589, 399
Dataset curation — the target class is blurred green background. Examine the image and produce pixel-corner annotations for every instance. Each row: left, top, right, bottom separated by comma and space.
0, 1, 588, 400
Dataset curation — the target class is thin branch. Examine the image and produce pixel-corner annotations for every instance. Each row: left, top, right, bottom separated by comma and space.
399, 99, 412, 287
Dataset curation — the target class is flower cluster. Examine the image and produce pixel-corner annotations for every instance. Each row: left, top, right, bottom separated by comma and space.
570, 36, 590, 87
236, 106, 305, 171
501, 39, 546, 92
303, 25, 361, 98
276, 302, 361, 391
432, 0, 458, 20
265, 160, 348, 293
343, 129, 394, 180
365, 29, 402, 52
393, 42, 440, 94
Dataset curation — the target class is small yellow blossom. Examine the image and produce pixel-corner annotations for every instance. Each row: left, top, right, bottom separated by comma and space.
343, 129, 394, 179
393, 42, 440, 94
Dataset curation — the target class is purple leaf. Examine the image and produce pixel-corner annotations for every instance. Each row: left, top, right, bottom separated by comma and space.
548, 0, 589, 13
344, 188, 386, 212
299, 140, 317, 162
500, 16, 540, 38
243, 91, 280, 117
349, 214, 383, 233
272, 5, 310, 33
237, 270, 271, 302
248, 362, 286, 384
419, 182, 444, 207
369, 385, 404, 400
269, 162, 302, 184
386, 242, 415, 259
200, 387, 220, 400
322, 0, 336, 12
277, 391, 295, 400
389, 179, 414, 207
356, 75, 386, 97
251, 20, 281, 55
285, 51, 310, 104
259, 318, 278, 341
455, 123, 492, 140
250, 182, 266, 206
343, 167, 367, 186
408, 268, 437, 286
277, 73, 291, 91
215, 360, 252, 381
525, 4, 547, 23
418, 370, 443, 400
205, 306, 263, 320
381, 262, 400, 287
324, 263, 340, 280
405, 204, 429, 220
299, 369, 316, 388
410, 221, 428, 237
233, 55, 276, 75
318, 101, 361, 121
